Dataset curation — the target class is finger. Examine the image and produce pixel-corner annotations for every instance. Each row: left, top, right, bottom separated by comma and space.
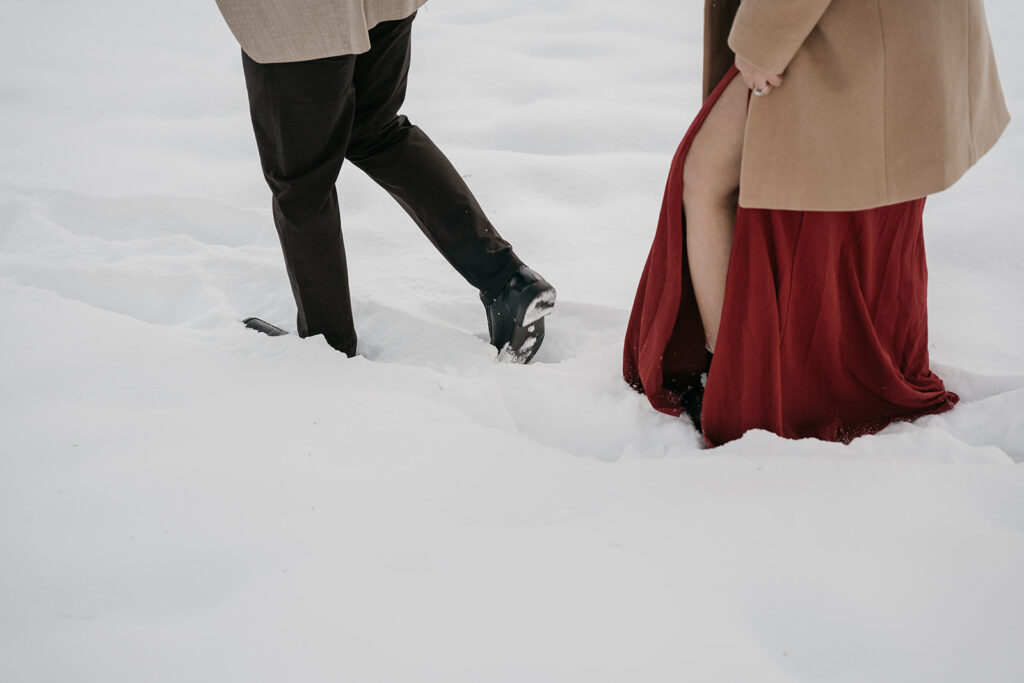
767, 73, 783, 87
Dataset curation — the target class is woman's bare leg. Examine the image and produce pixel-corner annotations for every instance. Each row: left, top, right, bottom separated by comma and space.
682, 76, 748, 352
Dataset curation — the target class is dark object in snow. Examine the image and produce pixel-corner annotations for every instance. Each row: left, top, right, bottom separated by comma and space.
243, 317, 289, 337
482, 266, 555, 364
665, 351, 712, 433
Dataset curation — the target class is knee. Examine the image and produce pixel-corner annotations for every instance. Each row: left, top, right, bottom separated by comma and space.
269, 174, 338, 222
260, 150, 344, 208
346, 115, 414, 162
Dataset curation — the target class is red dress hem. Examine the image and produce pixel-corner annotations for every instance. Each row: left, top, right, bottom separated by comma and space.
623, 67, 959, 446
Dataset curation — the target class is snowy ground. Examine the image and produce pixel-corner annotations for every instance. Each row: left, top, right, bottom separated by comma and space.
2, 1, 1023, 680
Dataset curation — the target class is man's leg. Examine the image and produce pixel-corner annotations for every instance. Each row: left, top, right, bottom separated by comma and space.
343, 14, 523, 302
682, 76, 748, 352
242, 52, 359, 356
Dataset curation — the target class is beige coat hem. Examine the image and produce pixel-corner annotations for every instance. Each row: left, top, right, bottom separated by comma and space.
737, 123, 1009, 213
216, 0, 428, 64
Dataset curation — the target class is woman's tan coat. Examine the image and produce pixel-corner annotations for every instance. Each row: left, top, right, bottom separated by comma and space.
703, 0, 1010, 211
215, 0, 426, 63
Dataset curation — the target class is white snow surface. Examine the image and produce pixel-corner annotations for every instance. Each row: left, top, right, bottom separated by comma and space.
2, 1, 1024, 681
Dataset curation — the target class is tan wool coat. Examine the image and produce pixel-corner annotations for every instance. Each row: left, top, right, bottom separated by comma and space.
216, 0, 427, 63
703, 0, 1010, 211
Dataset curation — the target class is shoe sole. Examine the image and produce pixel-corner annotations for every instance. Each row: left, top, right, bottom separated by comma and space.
497, 286, 556, 364
523, 288, 556, 326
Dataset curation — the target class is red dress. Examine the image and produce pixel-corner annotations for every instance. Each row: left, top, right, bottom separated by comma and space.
623, 68, 958, 446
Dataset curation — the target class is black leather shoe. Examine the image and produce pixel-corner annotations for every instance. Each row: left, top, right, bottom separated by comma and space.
664, 350, 712, 432
243, 317, 288, 336
683, 351, 713, 433
482, 266, 556, 363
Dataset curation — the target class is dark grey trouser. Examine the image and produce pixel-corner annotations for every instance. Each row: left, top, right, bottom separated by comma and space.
242, 13, 521, 356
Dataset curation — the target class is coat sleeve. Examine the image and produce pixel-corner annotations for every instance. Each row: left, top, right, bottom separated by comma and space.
727, 0, 833, 74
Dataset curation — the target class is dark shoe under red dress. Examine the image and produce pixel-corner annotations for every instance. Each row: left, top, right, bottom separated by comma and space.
623, 67, 958, 446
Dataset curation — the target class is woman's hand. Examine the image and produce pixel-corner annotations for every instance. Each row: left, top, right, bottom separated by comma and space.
735, 54, 783, 96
